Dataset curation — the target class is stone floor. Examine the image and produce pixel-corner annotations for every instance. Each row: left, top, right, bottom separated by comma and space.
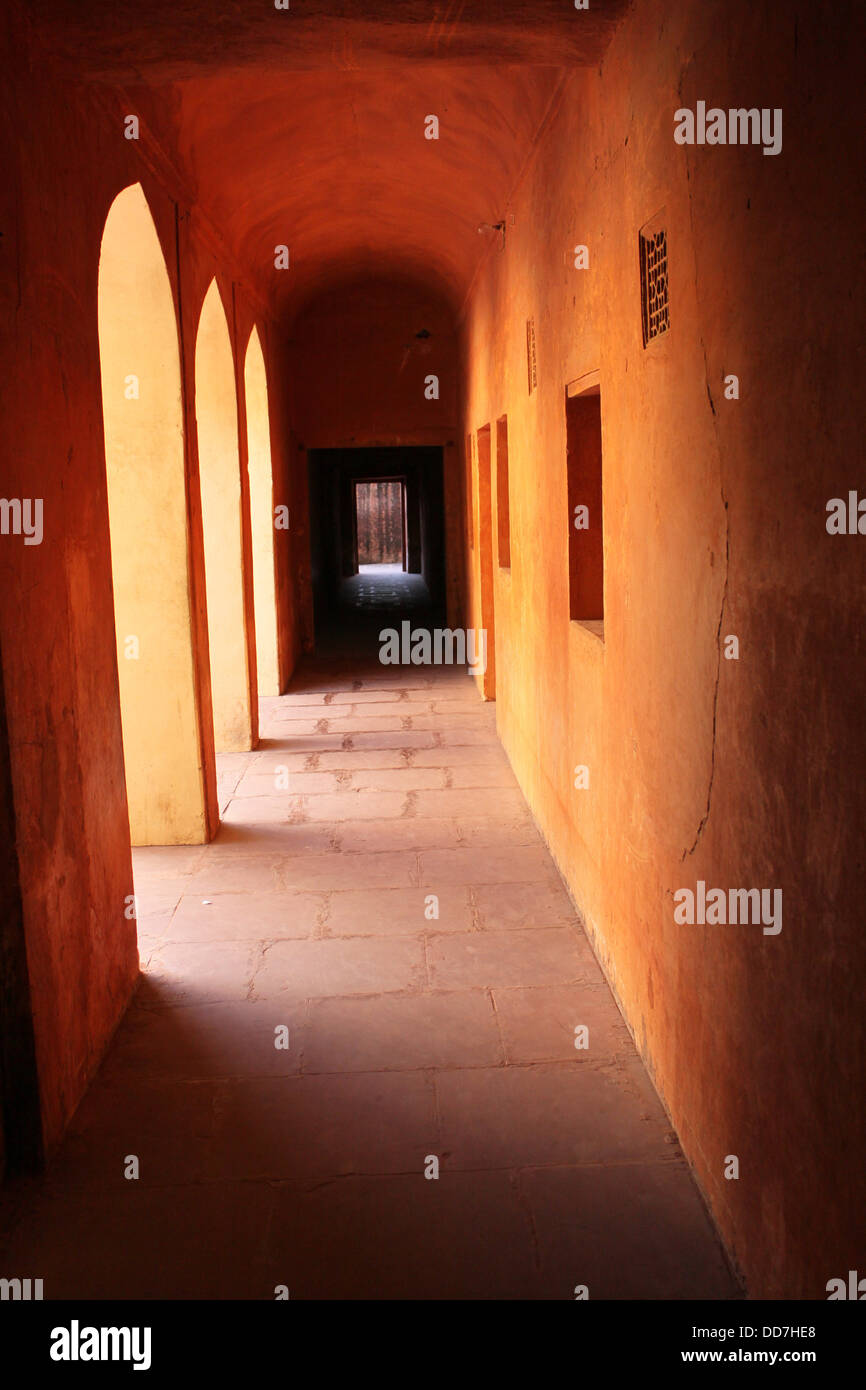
0, 654, 739, 1299
338, 565, 432, 611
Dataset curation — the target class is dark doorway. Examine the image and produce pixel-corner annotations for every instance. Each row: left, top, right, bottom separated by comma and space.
308, 446, 446, 654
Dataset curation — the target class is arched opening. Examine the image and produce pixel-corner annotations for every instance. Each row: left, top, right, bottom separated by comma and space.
195, 280, 256, 751
97, 183, 210, 845
244, 327, 280, 697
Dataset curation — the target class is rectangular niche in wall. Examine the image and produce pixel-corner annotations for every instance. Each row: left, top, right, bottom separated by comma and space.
566, 375, 604, 637
475, 423, 496, 699
639, 214, 670, 346
496, 415, 511, 569
465, 432, 475, 550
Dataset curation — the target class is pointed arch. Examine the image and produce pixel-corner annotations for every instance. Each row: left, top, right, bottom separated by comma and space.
195, 279, 255, 751
98, 183, 209, 844
244, 326, 280, 696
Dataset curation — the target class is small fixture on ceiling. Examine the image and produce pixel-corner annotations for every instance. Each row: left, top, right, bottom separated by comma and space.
415, 328, 431, 339
477, 221, 506, 249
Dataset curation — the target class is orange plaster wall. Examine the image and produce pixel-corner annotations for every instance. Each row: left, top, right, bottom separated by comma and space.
459, 0, 866, 1298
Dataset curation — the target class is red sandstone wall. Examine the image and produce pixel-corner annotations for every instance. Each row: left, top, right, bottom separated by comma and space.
0, 12, 299, 1149
460, 0, 866, 1298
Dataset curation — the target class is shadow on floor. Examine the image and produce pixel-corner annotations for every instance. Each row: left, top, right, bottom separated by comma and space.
0, 659, 741, 1299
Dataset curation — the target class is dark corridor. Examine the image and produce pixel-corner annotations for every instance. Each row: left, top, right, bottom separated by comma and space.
307, 447, 446, 654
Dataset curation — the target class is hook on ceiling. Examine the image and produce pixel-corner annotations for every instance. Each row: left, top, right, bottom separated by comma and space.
477, 220, 506, 250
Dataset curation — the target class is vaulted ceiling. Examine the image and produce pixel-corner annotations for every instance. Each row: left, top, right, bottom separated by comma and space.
148, 66, 565, 312
28, 0, 632, 316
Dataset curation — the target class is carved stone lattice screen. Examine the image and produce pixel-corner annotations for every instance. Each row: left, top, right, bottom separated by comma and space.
526, 317, 538, 394
639, 225, 669, 345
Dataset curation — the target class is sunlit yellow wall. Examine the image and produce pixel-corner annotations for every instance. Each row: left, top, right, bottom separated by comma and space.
195, 280, 254, 751
97, 183, 209, 845
244, 329, 280, 695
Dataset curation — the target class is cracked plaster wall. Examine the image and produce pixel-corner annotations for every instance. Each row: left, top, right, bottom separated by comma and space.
459, 0, 866, 1298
